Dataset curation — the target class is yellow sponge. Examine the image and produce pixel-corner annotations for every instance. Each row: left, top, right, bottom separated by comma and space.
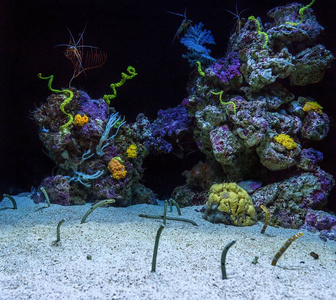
274, 134, 297, 150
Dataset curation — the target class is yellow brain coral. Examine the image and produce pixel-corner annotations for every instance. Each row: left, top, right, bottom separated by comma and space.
205, 183, 256, 226
108, 157, 127, 180
274, 134, 297, 150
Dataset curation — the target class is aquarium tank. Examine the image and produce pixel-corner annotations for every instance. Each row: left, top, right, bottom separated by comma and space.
1, 0, 336, 299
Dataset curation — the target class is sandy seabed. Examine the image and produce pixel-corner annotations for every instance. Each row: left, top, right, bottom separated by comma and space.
0, 194, 336, 300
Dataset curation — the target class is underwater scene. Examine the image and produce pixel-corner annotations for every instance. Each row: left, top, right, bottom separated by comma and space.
1, 0, 336, 299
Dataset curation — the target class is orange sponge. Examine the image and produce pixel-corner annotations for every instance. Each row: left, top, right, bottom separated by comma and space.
108, 158, 127, 180
74, 114, 89, 126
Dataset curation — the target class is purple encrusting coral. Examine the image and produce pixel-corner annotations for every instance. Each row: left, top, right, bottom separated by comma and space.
250, 171, 334, 229
134, 104, 193, 155
79, 92, 108, 121
303, 210, 336, 241
39, 175, 72, 206
206, 52, 242, 90
298, 148, 323, 171
154, 105, 192, 136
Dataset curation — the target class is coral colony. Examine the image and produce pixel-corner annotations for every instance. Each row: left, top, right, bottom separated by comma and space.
31, 1, 335, 243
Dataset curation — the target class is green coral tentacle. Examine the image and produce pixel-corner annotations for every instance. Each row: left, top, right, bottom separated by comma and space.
196, 61, 205, 76
103, 66, 138, 105
59, 89, 74, 133
211, 91, 237, 114
286, 0, 316, 26
37, 73, 62, 93
248, 16, 269, 49
38, 73, 74, 133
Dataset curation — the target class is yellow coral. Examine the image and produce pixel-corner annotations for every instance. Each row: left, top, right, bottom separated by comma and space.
126, 144, 137, 158
108, 158, 127, 180
302, 101, 323, 114
274, 134, 297, 150
206, 183, 256, 226
74, 114, 89, 126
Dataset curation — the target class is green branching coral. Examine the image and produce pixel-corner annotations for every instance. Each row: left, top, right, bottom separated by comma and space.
248, 16, 269, 49
103, 66, 138, 105
38, 73, 74, 133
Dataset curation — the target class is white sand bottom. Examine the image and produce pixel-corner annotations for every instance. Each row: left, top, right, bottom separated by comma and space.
1, 195, 336, 300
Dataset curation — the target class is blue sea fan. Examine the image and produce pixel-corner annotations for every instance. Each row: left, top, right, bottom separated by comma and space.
180, 22, 216, 66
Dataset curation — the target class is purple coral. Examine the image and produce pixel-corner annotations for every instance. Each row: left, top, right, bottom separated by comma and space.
39, 175, 71, 206
206, 52, 242, 89
78, 92, 108, 121
298, 148, 323, 171
153, 105, 192, 136
301, 110, 329, 141
141, 105, 192, 154
304, 210, 336, 231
